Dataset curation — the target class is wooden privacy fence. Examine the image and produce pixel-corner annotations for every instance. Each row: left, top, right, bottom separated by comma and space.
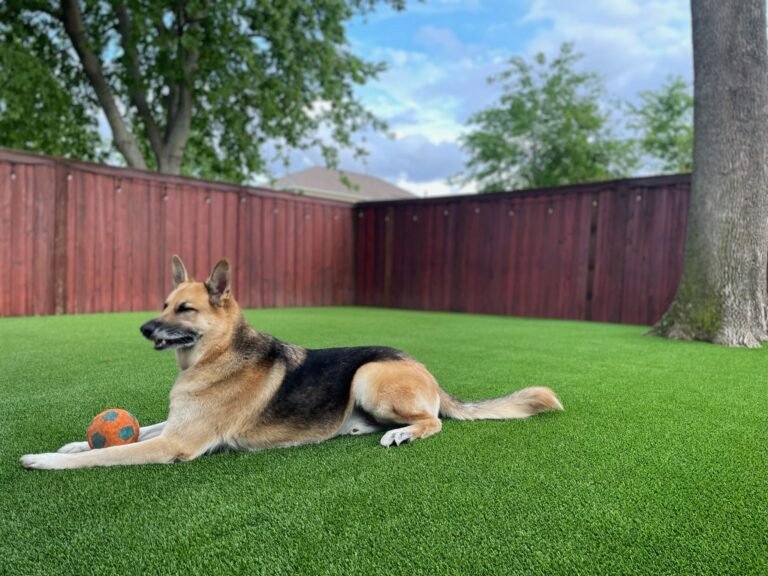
355, 175, 691, 326
0, 149, 354, 317
0, 148, 692, 325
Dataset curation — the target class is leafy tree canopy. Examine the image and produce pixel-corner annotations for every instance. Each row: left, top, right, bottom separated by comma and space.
628, 75, 693, 174
0, 27, 106, 161
0, 0, 405, 182
455, 43, 638, 193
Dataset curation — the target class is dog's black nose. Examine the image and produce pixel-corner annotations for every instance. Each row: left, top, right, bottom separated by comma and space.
140, 320, 159, 339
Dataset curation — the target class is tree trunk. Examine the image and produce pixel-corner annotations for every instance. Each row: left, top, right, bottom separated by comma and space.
157, 153, 184, 175
649, 0, 768, 347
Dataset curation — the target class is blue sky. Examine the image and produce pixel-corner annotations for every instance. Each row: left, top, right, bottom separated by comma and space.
277, 0, 692, 196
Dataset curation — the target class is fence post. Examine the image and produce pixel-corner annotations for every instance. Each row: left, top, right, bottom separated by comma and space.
53, 161, 69, 315
585, 192, 599, 320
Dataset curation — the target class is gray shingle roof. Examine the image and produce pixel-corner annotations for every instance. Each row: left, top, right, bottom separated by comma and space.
273, 167, 416, 202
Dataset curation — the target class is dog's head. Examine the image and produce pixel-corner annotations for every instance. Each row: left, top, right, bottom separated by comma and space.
140, 256, 238, 362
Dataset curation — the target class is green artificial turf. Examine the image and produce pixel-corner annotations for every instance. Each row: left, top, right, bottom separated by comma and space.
1, 307, 766, 575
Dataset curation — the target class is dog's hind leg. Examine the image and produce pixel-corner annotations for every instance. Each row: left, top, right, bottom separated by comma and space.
56, 421, 168, 454
379, 417, 442, 447
352, 360, 443, 447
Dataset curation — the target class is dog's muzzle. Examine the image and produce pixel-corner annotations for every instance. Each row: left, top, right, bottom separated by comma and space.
140, 320, 201, 351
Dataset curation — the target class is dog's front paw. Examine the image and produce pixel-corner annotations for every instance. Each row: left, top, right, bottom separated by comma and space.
57, 441, 90, 454
21, 452, 69, 470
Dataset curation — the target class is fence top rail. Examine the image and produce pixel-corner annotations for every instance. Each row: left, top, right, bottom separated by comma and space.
356, 173, 692, 208
0, 147, 691, 209
0, 147, 352, 208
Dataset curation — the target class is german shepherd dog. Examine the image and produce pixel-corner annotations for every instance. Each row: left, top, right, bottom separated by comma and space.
21, 256, 563, 470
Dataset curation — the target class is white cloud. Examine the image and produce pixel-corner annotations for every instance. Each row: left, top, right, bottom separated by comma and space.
522, 0, 692, 96
359, 38, 504, 148
524, 0, 688, 27
395, 175, 474, 198
364, 0, 483, 20
274, 1, 694, 195
270, 130, 468, 188
415, 26, 468, 58
361, 47, 465, 145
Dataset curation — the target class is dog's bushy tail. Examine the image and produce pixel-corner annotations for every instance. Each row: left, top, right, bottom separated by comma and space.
438, 386, 563, 420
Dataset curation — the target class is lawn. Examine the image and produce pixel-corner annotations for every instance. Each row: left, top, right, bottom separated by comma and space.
1, 307, 766, 575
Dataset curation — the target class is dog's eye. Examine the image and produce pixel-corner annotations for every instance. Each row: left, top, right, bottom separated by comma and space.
176, 303, 197, 314
162, 302, 169, 310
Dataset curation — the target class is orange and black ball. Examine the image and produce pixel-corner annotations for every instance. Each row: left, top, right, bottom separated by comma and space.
86, 409, 140, 449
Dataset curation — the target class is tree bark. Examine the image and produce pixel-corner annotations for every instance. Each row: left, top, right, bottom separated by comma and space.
60, 0, 148, 170
114, 3, 162, 156
649, 0, 768, 347
156, 6, 202, 176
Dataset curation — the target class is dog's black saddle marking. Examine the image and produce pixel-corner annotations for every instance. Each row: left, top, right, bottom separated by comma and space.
263, 346, 404, 427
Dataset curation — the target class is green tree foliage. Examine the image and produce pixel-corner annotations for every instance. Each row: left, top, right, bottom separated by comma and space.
0, 0, 405, 182
0, 34, 106, 161
628, 76, 693, 173
455, 43, 637, 192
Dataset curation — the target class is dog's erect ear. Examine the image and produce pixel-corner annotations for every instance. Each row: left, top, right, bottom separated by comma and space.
205, 259, 231, 306
171, 255, 189, 288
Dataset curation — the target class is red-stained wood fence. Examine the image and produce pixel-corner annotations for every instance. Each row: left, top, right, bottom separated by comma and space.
0, 149, 354, 316
354, 175, 691, 326
0, 148, 693, 325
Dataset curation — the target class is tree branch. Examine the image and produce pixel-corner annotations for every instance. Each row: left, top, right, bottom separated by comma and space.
163, 3, 185, 145
60, 0, 147, 169
165, 85, 180, 142
113, 2, 162, 158
159, 2, 204, 172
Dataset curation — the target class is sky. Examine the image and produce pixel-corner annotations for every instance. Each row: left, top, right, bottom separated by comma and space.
275, 0, 693, 197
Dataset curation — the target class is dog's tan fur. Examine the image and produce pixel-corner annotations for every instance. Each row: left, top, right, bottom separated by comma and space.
21, 257, 563, 470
